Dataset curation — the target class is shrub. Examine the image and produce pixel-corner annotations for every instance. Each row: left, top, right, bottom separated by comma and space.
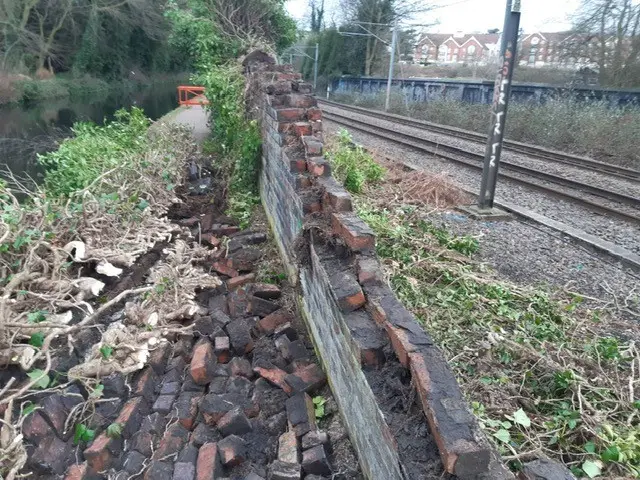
326, 129, 384, 193
333, 91, 640, 169
38, 107, 150, 196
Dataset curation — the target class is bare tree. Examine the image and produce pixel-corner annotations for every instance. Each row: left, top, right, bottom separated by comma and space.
338, 0, 432, 75
309, 0, 324, 32
571, 0, 640, 86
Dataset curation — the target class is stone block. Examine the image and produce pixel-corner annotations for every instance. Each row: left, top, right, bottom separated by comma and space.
115, 396, 145, 439
227, 273, 256, 291
217, 407, 253, 436
175, 391, 202, 430
226, 318, 254, 354
84, 434, 119, 473
520, 458, 576, 480
285, 393, 316, 437
153, 394, 176, 415
284, 363, 326, 394
217, 435, 247, 467
212, 260, 239, 278
133, 366, 158, 400
229, 357, 253, 378
278, 431, 299, 464
144, 461, 173, 480
301, 136, 323, 156
306, 107, 322, 121
247, 296, 280, 317
214, 336, 231, 363
286, 94, 316, 109
63, 463, 88, 480
276, 108, 305, 122
301, 430, 329, 451
316, 177, 352, 212
344, 310, 387, 367
302, 445, 332, 476
250, 283, 282, 300
326, 268, 366, 313
173, 462, 196, 480
191, 423, 220, 447
123, 450, 147, 474
269, 460, 302, 480
257, 309, 293, 335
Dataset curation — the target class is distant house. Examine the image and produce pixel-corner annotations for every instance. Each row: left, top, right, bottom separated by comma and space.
414, 31, 627, 70
414, 32, 500, 65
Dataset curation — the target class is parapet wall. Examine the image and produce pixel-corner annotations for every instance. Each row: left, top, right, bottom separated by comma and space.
244, 52, 510, 480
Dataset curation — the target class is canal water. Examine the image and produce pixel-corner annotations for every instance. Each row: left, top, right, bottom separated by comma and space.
0, 82, 180, 184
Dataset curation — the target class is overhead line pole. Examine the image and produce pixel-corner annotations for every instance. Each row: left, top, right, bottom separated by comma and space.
314, 43, 319, 91
385, 22, 398, 112
477, 0, 522, 210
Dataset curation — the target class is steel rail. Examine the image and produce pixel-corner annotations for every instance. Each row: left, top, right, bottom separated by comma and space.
323, 111, 640, 226
319, 99, 640, 182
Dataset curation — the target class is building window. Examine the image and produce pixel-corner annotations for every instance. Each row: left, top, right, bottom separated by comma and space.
529, 46, 537, 65
421, 45, 429, 58
531, 36, 540, 45
467, 45, 476, 56
438, 44, 449, 62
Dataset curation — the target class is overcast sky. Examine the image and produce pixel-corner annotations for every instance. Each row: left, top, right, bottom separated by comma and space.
285, 0, 582, 33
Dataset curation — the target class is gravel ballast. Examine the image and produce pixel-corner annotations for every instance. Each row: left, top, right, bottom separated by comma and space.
324, 120, 640, 318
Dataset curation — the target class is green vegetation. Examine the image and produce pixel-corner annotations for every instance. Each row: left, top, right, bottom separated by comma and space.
39, 108, 150, 196
325, 129, 384, 193
325, 130, 640, 478
73, 423, 96, 445
334, 91, 640, 170
313, 396, 327, 419
1, 0, 296, 104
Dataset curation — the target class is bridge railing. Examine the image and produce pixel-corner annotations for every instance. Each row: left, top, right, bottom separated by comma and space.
177, 86, 209, 106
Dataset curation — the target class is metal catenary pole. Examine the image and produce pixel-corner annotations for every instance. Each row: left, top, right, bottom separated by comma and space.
385, 23, 398, 112
313, 43, 319, 91
477, 0, 521, 209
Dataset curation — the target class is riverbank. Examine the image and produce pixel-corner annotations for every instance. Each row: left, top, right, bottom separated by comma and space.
0, 72, 189, 106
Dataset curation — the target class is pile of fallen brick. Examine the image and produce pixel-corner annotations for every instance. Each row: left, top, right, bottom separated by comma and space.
20, 204, 359, 480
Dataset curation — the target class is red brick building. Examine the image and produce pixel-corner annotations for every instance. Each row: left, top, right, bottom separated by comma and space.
414, 31, 614, 69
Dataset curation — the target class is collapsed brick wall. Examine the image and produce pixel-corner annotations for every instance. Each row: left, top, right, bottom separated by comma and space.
245, 52, 512, 480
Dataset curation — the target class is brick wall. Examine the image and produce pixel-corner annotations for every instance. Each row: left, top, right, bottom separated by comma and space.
244, 51, 511, 480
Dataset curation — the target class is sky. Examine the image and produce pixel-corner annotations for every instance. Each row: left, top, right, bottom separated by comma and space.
285, 0, 583, 33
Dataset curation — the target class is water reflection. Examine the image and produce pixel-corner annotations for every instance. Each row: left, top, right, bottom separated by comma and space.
0, 82, 180, 183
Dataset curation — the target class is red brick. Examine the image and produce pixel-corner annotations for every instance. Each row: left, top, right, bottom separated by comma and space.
306, 157, 330, 177
331, 212, 375, 251
366, 299, 387, 327
408, 352, 491, 475
278, 72, 301, 81
292, 122, 312, 137
114, 397, 144, 439
190, 341, 215, 385
257, 309, 293, 334
214, 336, 231, 363
212, 260, 239, 278
356, 257, 383, 285
384, 323, 413, 367
176, 392, 202, 430
153, 423, 189, 459
276, 108, 305, 122
64, 463, 88, 480
83, 434, 114, 473
250, 283, 282, 300
201, 233, 221, 248
197, 442, 224, 480
290, 158, 307, 173
306, 107, 322, 121
227, 273, 256, 291
301, 136, 323, 156
22, 411, 51, 441
253, 363, 293, 394
286, 94, 316, 108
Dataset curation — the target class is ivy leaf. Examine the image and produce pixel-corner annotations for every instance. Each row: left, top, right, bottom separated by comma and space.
584, 441, 596, 454
23, 402, 37, 417
27, 311, 47, 323
136, 199, 149, 211
29, 332, 45, 348
601, 446, 619, 462
90, 384, 104, 399
106, 423, 123, 439
582, 460, 602, 478
513, 408, 531, 428
73, 424, 96, 445
27, 369, 50, 389
493, 429, 510, 443
100, 345, 113, 359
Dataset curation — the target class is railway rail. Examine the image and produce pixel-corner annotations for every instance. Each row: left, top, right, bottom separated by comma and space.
319, 102, 640, 271
321, 108, 640, 225
319, 99, 640, 182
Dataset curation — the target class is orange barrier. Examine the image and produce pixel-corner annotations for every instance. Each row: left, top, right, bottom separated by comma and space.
177, 86, 209, 106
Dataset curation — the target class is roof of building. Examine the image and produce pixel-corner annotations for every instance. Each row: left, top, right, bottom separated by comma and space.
417, 31, 576, 48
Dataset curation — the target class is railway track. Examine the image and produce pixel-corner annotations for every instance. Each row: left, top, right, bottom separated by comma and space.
319, 99, 640, 182
321, 109, 640, 226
